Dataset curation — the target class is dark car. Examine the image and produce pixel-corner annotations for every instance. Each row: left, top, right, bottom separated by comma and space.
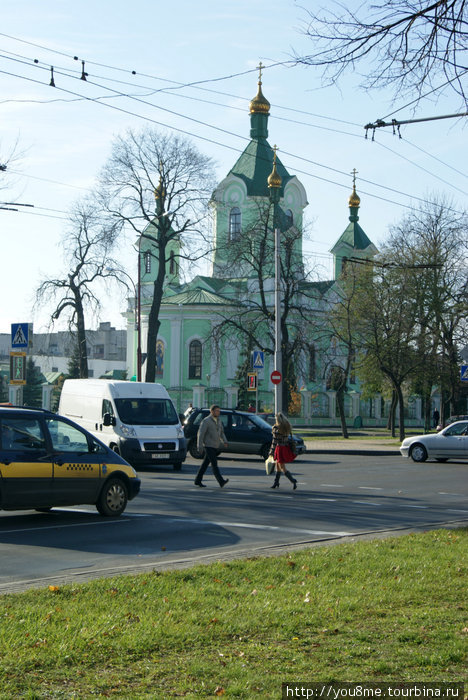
184, 408, 306, 460
0, 406, 140, 516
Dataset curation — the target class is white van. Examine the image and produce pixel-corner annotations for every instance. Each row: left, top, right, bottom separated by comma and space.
58, 379, 187, 470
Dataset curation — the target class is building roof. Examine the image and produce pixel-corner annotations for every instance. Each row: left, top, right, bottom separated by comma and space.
161, 287, 237, 307
332, 220, 375, 252
229, 138, 292, 198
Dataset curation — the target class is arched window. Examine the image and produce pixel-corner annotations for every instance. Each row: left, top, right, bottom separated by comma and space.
144, 251, 151, 274
229, 207, 241, 241
285, 209, 293, 228
169, 250, 177, 275
188, 340, 202, 379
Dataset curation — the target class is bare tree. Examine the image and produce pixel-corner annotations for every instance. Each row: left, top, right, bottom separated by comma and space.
212, 201, 321, 411
35, 201, 122, 377
296, 0, 468, 104
98, 128, 216, 383
387, 195, 468, 422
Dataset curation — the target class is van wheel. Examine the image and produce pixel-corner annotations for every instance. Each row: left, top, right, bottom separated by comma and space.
173, 462, 182, 471
111, 444, 120, 455
96, 478, 128, 516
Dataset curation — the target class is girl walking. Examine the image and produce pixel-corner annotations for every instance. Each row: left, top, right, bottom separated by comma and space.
269, 412, 298, 489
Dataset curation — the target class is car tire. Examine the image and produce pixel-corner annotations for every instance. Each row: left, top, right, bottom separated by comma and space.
189, 440, 204, 459
111, 444, 120, 455
173, 461, 182, 471
410, 444, 428, 463
261, 443, 271, 461
96, 478, 128, 517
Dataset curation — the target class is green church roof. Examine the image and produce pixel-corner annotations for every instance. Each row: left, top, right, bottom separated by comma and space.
332, 221, 374, 252
161, 288, 236, 307
229, 139, 292, 198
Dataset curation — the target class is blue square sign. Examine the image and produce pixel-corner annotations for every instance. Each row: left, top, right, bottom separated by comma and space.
11, 323, 29, 348
461, 365, 468, 381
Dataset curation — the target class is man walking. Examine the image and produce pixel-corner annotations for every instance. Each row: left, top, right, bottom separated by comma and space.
194, 405, 229, 488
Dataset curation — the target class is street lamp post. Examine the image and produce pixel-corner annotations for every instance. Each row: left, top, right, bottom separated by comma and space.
268, 146, 283, 415
136, 248, 142, 382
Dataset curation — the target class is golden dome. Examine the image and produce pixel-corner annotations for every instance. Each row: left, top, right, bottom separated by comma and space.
349, 185, 360, 207
249, 80, 270, 114
154, 175, 165, 200
267, 146, 282, 189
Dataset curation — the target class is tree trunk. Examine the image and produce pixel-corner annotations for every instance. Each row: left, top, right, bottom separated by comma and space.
145, 233, 167, 383
387, 390, 397, 437
73, 287, 88, 378
395, 382, 406, 441
336, 388, 349, 438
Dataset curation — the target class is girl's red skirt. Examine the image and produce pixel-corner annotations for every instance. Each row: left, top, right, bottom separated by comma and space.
274, 444, 296, 464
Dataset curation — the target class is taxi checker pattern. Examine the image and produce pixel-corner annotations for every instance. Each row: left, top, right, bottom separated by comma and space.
0, 406, 140, 516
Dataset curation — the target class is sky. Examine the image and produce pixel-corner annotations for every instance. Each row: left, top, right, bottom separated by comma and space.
1, 0, 467, 336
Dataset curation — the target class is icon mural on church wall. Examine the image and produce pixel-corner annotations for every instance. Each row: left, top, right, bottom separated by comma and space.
155, 340, 164, 376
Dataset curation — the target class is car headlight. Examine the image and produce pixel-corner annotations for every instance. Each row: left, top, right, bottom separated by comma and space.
177, 426, 184, 438
120, 424, 137, 437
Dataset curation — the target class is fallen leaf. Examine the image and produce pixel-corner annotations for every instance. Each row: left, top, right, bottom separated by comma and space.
215, 687, 225, 696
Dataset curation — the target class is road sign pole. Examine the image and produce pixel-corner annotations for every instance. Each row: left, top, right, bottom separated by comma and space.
274, 226, 282, 415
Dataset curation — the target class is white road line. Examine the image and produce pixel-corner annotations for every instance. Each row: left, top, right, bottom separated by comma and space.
358, 486, 383, 491
438, 492, 464, 496
0, 519, 127, 535
321, 484, 344, 488
446, 509, 468, 514
406, 505, 428, 509
167, 517, 352, 537
352, 501, 381, 506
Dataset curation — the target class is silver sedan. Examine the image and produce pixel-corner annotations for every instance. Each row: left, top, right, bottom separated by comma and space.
400, 420, 468, 462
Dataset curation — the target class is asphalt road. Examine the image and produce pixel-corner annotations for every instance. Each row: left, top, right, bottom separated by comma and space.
0, 452, 467, 593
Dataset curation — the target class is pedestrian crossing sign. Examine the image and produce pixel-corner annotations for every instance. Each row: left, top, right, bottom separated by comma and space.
461, 365, 468, 381
252, 350, 264, 369
11, 323, 29, 348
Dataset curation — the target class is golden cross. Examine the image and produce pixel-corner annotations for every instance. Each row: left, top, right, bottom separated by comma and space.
257, 61, 264, 83
272, 144, 278, 164
351, 168, 358, 188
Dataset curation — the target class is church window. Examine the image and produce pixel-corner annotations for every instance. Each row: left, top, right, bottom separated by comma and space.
169, 250, 177, 275
144, 251, 151, 274
188, 340, 202, 379
285, 209, 293, 228
229, 207, 241, 241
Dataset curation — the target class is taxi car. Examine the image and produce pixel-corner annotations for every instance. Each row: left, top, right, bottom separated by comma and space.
0, 406, 141, 516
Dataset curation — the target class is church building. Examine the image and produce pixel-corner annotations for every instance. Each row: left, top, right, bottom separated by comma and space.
124, 73, 384, 425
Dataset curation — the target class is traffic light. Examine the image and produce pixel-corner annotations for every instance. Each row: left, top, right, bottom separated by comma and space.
10, 352, 26, 385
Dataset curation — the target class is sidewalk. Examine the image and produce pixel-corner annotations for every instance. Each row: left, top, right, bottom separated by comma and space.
304, 437, 401, 456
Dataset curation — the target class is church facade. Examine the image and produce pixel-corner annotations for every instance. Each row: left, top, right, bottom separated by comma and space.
123, 76, 422, 426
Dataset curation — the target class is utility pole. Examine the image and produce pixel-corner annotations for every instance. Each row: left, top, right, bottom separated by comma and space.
268, 146, 282, 415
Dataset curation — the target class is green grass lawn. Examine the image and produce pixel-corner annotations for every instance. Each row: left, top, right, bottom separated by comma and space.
0, 529, 466, 699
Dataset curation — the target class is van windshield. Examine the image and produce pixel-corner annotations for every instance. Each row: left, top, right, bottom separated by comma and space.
114, 398, 178, 426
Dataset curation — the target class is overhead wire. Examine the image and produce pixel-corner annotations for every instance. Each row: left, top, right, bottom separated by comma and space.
0, 47, 466, 218
1, 42, 465, 199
